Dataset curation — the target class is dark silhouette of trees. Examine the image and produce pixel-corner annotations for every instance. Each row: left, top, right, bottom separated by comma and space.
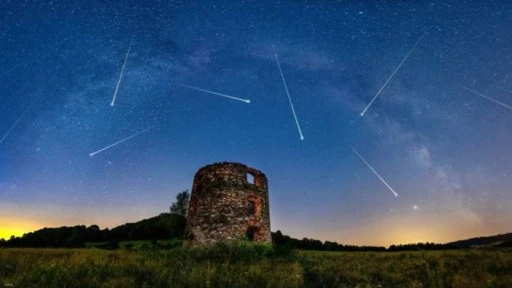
2, 213, 186, 248
387, 242, 455, 251
270, 230, 455, 252
170, 190, 190, 217
109, 213, 185, 241
1, 206, 457, 251
2, 226, 90, 248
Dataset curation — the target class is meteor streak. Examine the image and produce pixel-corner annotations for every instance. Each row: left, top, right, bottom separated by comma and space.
452, 82, 512, 111
0, 103, 33, 145
348, 144, 399, 197
361, 32, 426, 116
273, 52, 304, 140
177, 83, 251, 104
111, 40, 132, 106
89, 127, 152, 157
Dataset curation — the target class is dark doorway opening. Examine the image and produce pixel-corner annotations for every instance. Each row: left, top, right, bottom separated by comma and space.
246, 226, 259, 241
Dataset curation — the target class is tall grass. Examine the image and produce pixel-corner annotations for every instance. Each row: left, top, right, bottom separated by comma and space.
298, 249, 512, 288
1, 244, 511, 287
0, 243, 302, 288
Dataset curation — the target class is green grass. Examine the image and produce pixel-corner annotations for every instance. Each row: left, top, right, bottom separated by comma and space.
84, 239, 183, 250
298, 249, 512, 287
1, 245, 511, 287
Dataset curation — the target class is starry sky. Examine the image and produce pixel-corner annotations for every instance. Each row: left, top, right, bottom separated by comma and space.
1, 0, 512, 246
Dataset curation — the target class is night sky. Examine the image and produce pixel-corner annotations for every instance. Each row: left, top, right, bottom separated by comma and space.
1, 1, 512, 246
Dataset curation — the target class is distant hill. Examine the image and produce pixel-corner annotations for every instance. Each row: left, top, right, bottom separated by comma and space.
447, 232, 512, 248
1, 213, 186, 248
109, 213, 186, 241
495, 241, 512, 248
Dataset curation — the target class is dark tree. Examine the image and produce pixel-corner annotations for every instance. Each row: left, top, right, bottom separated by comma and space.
170, 190, 190, 217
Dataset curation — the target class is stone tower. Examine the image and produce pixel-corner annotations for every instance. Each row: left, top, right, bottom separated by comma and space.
185, 162, 271, 246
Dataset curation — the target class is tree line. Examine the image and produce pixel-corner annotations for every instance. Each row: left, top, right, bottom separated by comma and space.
271, 230, 456, 252
0, 190, 191, 248
1, 190, 457, 251
0, 213, 186, 248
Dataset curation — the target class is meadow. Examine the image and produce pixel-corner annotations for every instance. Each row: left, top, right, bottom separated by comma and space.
1, 243, 511, 288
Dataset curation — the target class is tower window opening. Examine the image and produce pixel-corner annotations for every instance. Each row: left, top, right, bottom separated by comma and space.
248, 200, 256, 215
247, 173, 254, 184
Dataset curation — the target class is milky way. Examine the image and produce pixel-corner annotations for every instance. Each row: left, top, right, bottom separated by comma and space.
1, 1, 512, 245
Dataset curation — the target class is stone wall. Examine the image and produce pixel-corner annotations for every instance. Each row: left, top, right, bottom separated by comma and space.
185, 162, 271, 246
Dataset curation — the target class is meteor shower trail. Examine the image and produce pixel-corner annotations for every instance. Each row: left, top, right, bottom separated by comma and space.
452, 82, 512, 111
0, 103, 33, 145
89, 127, 152, 157
360, 32, 427, 116
273, 52, 304, 140
110, 40, 132, 106
348, 144, 399, 197
177, 84, 251, 103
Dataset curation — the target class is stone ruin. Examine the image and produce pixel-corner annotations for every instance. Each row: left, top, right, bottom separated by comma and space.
185, 162, 271, 246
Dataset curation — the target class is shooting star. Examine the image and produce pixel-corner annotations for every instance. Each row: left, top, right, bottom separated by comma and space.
360, 32, 427, 116
89, 127, 152, 157
177, 83, 251, 104
0, 103, 33, 145
452, 82, 512, 111
110, 40, 132, 106
348, 144, 399, 197
273, 52, 304, 140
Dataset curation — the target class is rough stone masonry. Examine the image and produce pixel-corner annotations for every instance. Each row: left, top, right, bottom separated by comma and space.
185, 162, 271, 246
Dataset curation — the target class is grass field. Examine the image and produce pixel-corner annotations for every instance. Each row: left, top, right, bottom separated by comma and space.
85, 239, 182, 249
1, 244, 511, 287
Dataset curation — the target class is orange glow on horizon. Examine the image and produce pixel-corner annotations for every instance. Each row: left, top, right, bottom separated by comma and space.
1, 211, 508, 247
0, 213, 145, 241
0, 220, 41, 240
0, 229, 25, 240
313, 214, 497, 247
